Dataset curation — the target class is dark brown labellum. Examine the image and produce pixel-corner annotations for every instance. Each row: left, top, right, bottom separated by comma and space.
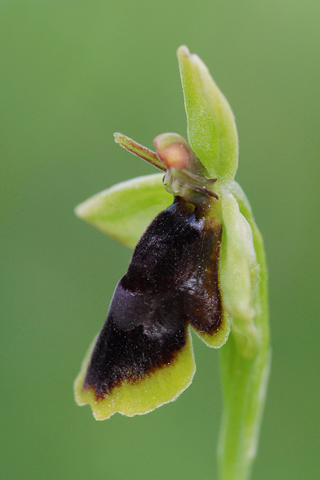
83, 197, 223, 399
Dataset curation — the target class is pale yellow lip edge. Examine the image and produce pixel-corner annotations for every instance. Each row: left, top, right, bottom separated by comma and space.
74, 328, 196, 421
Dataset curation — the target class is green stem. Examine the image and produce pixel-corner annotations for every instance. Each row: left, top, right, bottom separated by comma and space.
218, 182, 271, 480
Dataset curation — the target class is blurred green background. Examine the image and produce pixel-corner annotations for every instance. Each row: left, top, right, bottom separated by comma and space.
1, 1, 319, 479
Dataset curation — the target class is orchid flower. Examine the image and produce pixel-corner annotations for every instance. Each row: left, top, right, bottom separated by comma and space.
74, 46, 270, 480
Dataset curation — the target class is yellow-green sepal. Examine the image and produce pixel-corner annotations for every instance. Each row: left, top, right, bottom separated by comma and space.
177, 46, 238, 182
74, 327, 196, 420
75, 173, 172, 248
220, 189, 259, 358
218, 182, 270, 477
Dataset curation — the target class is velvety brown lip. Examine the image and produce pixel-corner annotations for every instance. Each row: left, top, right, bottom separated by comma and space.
82, 198, 224, 399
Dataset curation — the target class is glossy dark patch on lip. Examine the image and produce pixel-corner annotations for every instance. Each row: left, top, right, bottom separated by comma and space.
183, 220, 223, 335
83, 198, 223, 399
83, 291, 188, 399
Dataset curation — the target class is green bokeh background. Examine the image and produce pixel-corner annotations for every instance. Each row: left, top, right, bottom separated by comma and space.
1, 1, 319, 479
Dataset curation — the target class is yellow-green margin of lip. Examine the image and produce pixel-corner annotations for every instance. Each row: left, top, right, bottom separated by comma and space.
74, 327, 196, 420
194, 310, 230, 348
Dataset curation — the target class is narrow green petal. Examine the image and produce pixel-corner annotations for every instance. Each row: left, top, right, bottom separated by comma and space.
74, 327, 196, 420
177, 45, 238, 181
75, 173, 172, 248
114, 132, 165, 171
